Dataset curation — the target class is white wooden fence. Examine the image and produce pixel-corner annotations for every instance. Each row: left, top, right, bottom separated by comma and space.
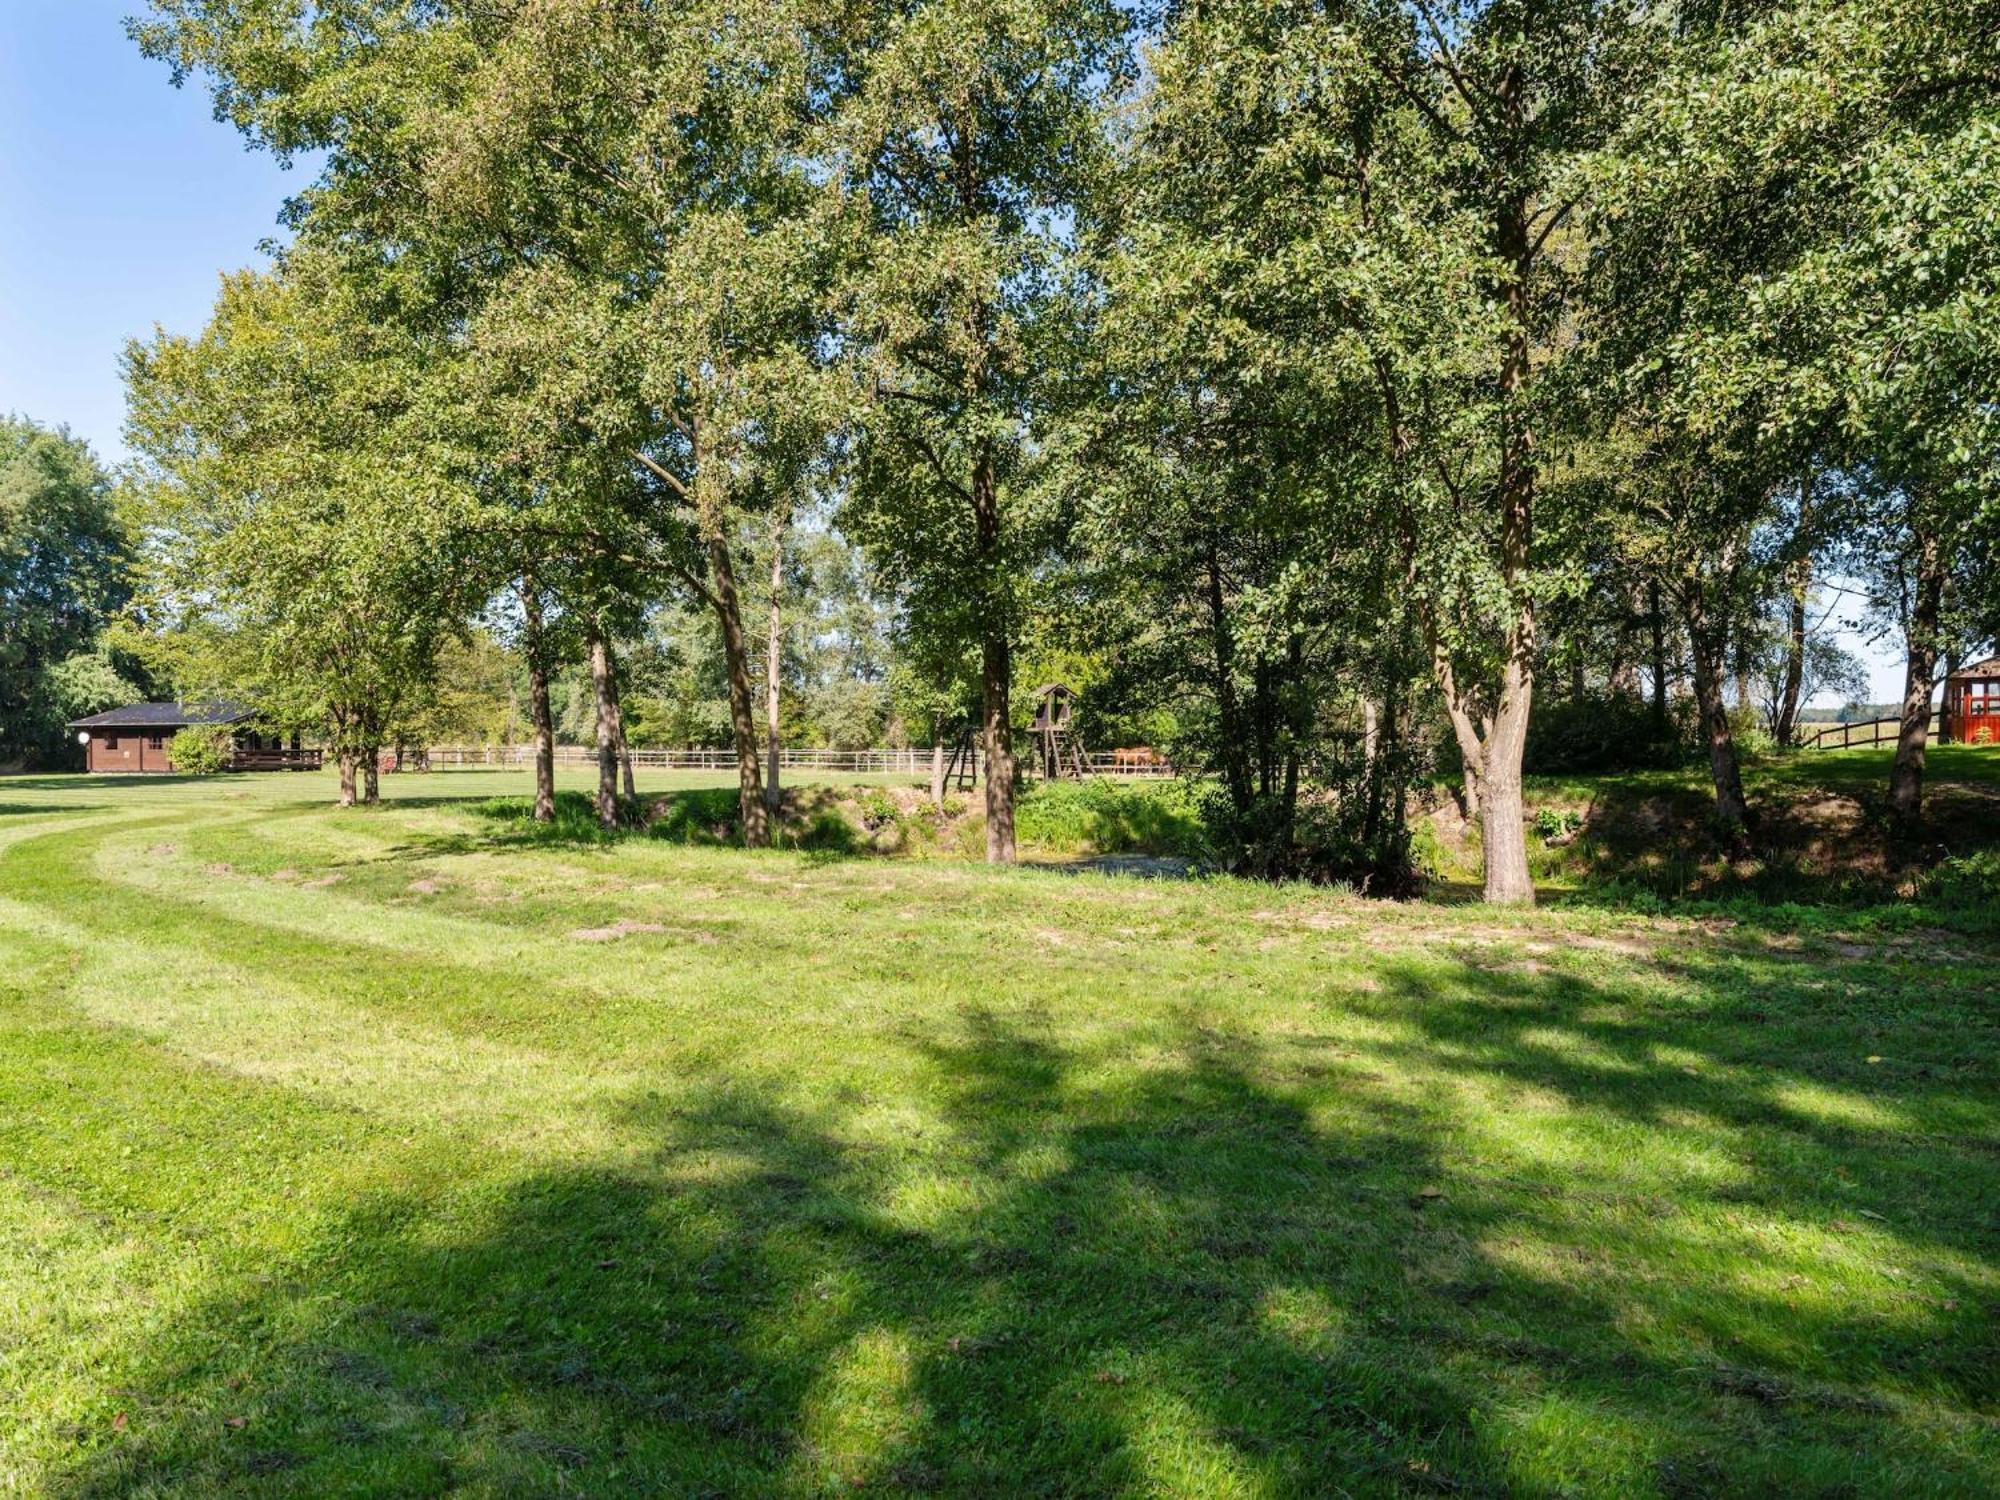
422, 745, 1176, 777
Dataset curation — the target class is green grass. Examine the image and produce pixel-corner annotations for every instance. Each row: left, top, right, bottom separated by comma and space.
0, 766, 1995, 1496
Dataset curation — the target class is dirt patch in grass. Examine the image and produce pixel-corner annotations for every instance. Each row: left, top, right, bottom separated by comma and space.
568, 919, 668, 943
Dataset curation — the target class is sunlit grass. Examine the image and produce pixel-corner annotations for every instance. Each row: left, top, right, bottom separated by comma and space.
0, 768, 1993, 1496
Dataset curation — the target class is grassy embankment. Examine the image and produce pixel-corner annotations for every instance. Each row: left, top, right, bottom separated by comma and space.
0, 764, 1994, 1496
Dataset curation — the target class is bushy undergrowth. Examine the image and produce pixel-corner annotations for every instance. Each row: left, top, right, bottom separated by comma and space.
470, 788, 648, 841
1524, 692, 1694, 774
166, 724, 233, 776
1013, 778, 1214, 857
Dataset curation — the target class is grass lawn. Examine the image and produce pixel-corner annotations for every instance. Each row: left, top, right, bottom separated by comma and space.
0, 766, 1995, 1496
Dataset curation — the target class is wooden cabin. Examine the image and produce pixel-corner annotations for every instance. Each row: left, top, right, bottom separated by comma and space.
1941, 657, 2000, 745
66, 702, 321, 773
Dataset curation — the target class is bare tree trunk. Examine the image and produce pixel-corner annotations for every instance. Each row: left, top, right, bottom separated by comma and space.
1774, 471, 1813, 747
1472, 185, 1539, 906
972, 444, 1014, 863
362, 748, 380, 805
1648, 579, 1669, 737
521, 581, 556, 823
764, 504, 787, 815
1889, 523, 1946, 829
709, 533, 768, 847
588, 623, 620, 829
981, 632, 1015, 863
1206, 537, 1254, 819
1481, 649, 1535, 904
336, 749, 358, 807
690, 421, 767, 847
930, 731, 946, 808
1686, 590, 1750, 833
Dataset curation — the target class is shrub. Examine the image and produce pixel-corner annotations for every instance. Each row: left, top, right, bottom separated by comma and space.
470, 789, 647, 841
1532, 806, 1582, 841
855, 788, 900, 830
168, 724, 234, 776
1014, 778, 1214, 858
1524, 693, 1693, 774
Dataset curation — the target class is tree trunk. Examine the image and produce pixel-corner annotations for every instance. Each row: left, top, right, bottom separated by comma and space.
1773, 470, 1813, 747
930, 732, 946, 809
588, 623, 620, 829
710, 533, 768, 847
764, 504, 787, 815
1205, 538, 1254, 818
692, 421, 767, 847
521, 581, 556, 823
1686, 593, 1750, 833
972, 444, 1014, 863
1474, 184, 1539, 906
1481, 651, 1535, 904
1889, 522, 1946, 829
1648, 579, 1669, 737
362, 748, 380, 805
981, 632, 1015, 863
336, 749, 358, 807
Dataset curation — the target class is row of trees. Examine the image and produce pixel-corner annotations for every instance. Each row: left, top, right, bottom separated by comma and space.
122, 0, 1998, 900
0, 417, 152, 766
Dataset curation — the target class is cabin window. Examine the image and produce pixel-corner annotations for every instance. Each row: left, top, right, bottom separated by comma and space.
102, 734, 119, 750
148, 734, 165, 750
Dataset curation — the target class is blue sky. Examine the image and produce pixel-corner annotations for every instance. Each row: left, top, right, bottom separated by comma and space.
1, 1, 301, 465
1, 1, 1906, 703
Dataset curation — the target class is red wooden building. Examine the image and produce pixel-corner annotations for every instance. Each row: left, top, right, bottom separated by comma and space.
66, 702, 321, 773
1941, 657, 2000, 745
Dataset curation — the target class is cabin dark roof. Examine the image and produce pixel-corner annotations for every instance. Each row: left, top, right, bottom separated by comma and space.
66, 701, 257, 731
1947, 656, 2000, 681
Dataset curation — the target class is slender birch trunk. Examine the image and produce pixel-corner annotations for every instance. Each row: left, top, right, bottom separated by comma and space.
1889, 521, 1946, 829
520, 580, 556, 824
764, 504, 787, 816
588, 622, 620, 829
1685, 587, 1750, 832
972, 442, 1014, 863
1773, 471, 1813, 746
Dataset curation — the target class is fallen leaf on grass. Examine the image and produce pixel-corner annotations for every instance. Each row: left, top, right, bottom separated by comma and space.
224, 1416, 248, 1431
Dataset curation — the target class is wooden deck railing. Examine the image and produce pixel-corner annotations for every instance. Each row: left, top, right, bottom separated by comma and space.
229, 748, 324, 772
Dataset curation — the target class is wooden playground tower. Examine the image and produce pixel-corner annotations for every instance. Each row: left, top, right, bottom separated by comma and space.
938, 682, 1089, 789
1030, 682, 1087, 781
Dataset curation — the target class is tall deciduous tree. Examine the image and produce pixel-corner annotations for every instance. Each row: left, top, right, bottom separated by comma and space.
125, 252, 475, 804
833, 0, 1129, 864
0, 418, 134, 766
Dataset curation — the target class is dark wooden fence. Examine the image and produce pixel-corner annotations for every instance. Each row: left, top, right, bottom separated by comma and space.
229, 747, 324, 771
1797, 715, 1940, 751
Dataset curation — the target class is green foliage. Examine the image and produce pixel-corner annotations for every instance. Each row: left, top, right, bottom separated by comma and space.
1526, 693, 1693, 775
0, 417, 132, 766
166, 723, 233, 776
1532, 806, 1584, 841
1012, 778, 1212, 858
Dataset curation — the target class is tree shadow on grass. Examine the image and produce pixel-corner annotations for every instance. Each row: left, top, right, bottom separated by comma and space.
46, 991, 2000, 1497
0, 802, 103, 818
